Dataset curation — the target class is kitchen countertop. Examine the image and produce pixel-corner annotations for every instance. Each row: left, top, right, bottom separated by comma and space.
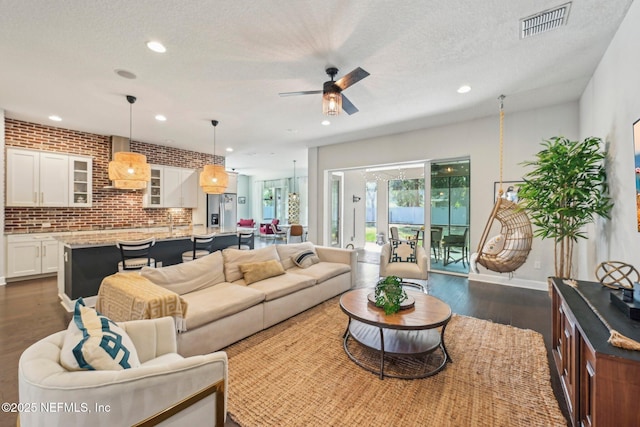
54, 226, 241, 248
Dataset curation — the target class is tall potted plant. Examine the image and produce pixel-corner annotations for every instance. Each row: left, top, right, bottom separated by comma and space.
517, 136, 614, 279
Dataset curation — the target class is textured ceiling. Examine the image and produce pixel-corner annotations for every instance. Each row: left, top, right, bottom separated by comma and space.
0, 0, 633, 178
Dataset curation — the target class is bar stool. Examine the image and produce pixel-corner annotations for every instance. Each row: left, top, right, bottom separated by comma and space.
238, 232, 254, 250
182, 233, 216, 262
116, 237, 156, 271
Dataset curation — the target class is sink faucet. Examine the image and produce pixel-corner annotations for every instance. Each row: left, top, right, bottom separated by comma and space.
167, 211, 174, 234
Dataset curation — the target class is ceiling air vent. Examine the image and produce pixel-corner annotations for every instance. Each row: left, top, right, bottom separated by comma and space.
520, 2, 571, 39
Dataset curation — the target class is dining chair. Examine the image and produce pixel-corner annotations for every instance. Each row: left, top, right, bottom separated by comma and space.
288, 224, 305, 243
390, 226, 400, 240
443, 228, 469, 267
430, 227, 443, 262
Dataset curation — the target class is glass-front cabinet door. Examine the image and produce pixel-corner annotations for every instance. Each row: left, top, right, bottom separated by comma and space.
69, 155, 92, 207
146, 166, 163, 207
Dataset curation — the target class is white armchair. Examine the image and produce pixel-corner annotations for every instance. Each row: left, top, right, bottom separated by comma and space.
379, 242, 429, 284
18, 317, 227, 427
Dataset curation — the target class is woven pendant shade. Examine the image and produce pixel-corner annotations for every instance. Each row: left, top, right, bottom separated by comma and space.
108, 151, 151, 190
107, 95, 150, 190
199, 164, 229, 194
199, 119, 228, 194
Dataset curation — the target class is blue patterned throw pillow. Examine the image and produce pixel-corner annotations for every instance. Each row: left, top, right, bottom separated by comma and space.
60, 298, 140, 371
390, 239, 417, 263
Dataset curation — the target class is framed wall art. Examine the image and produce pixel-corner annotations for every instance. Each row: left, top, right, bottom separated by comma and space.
494, 181, 524, 203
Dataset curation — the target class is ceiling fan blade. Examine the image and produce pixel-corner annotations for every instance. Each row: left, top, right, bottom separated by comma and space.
335, 67, 370, 91
341, 94, 359, 115
279, 90, 322, 97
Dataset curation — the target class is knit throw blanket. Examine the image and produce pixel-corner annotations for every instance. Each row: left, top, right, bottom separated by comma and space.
96, 272, 188, 332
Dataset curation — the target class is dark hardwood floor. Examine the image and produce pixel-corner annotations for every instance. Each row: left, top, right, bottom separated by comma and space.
0, 261, 568, 427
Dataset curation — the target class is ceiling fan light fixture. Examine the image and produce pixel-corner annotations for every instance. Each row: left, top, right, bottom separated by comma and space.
323, 88, 342, 116
199, 120, 229, 194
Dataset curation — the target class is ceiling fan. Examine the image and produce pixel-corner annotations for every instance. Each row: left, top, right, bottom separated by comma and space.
279, 67, 370, 115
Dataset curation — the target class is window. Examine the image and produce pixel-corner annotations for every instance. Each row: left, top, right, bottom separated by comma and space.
388, 178, 425, 239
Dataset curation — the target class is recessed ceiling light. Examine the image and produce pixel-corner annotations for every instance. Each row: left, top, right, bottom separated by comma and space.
115, 69, 137, 79
226, 147, 233, 152
146, 41, 167, 53
321, 120, 331, 126
48, 115, 62, 122
155, 114, 167, 122
457, 85, 471, 94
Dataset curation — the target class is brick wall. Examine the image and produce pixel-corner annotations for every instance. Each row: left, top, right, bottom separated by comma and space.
4, 118, 223, 233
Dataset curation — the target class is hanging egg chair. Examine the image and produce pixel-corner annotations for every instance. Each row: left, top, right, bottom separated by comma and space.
473, 96, 533, 274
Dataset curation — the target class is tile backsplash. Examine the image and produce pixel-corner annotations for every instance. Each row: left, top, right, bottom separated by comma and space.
4, 118, 223, 233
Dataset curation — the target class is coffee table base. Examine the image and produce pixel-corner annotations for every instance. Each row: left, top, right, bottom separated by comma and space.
343, 319, 451, 380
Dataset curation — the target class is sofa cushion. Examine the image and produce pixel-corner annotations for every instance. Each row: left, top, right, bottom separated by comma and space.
275, 242, 316, 270
292, 250, 320, 268
240, 259, 285, 285
180, 282, 266, 329
60, 299, 141, 371
238, 272, 316, 301
223, 245, 280, 282
141, 251, 225, 295
288, 262, 351, 283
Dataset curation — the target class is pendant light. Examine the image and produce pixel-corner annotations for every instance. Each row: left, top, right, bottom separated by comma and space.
287, 160, 300, 224
108, 95, 151, 189
199, 120, 229, 194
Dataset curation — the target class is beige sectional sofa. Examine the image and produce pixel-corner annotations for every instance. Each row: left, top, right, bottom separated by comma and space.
99, 242, 356, 357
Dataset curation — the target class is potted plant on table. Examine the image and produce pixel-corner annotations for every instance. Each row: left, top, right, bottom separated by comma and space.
517, 136, 614, 279
375, 276, 407, 315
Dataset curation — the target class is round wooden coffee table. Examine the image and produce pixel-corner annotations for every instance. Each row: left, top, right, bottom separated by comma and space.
339, 287, 452, 379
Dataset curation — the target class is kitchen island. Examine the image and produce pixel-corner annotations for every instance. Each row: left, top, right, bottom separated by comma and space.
57, 226, 252, 311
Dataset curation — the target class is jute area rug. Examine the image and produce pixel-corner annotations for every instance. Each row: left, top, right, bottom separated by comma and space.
224, 296, 566, 427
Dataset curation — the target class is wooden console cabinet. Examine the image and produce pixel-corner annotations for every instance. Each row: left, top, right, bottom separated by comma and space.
550, 278, 640, 427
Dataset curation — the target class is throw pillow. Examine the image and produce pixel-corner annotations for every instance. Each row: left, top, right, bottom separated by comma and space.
292, 250, 320, 268
482, 234, 505, 255
389, 239, 417, 263
239, 259, 285, 285
60, 299, 141, 371
276, 242, 316, 269
223, 245, 280, 282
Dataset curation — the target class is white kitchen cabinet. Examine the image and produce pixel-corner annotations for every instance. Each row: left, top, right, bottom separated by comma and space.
40, 152, 69, 206
6, 234, 59, 278
6, 148, 91, 207
69, 155, 93, 207
6, 148, 68, 206
225, 171, 238, 194
144, 166, 197, 208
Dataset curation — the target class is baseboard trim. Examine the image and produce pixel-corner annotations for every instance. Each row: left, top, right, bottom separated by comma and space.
468, 272, 548, 291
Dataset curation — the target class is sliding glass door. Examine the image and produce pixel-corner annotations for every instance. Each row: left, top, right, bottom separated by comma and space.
430, 160, 470, 274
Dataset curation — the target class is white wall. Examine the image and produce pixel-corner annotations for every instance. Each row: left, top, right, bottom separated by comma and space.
237, 174, 251, 220
310, 102, 579, 289
577, 0, 640, 280
342, 170, 366, 248
0, 108, 5, 285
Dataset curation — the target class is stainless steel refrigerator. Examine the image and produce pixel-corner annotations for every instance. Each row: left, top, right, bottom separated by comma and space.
207, 193, 237, 229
